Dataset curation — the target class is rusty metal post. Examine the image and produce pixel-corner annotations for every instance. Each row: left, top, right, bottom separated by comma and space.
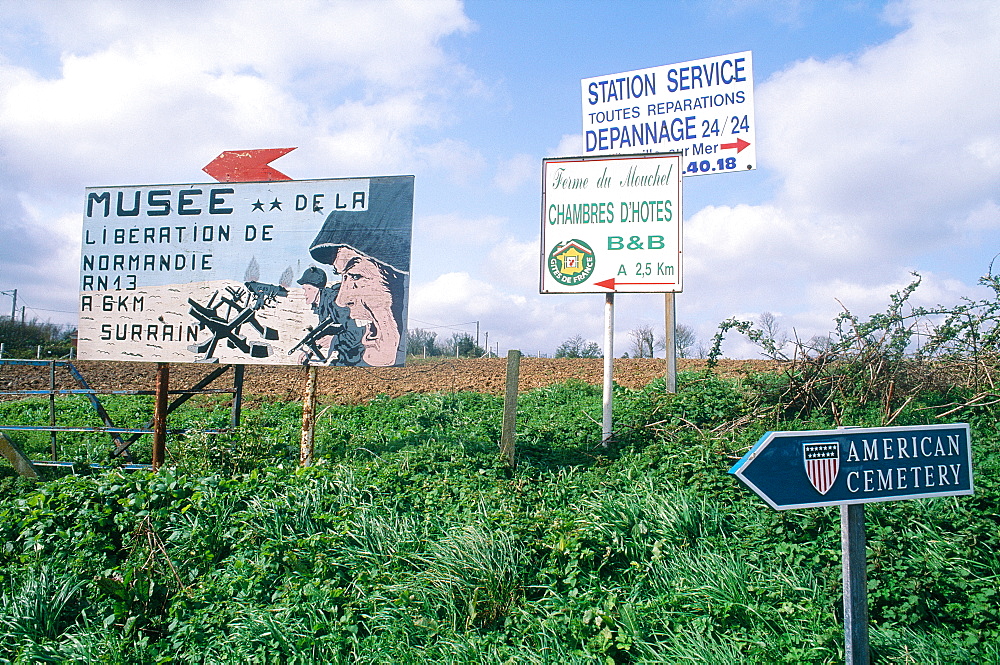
0, 432, 38, 478
500, 350, 521, 468
152, 362, 169, 470
300, 366, 317, 466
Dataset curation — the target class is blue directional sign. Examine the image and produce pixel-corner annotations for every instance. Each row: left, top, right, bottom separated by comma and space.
730, 424, 974, 510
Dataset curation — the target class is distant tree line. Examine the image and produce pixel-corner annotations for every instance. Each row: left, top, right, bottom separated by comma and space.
0, 318, 76, 358
410, 323, 710, 361
556, 324, 702, 359
407, 328, 485, 358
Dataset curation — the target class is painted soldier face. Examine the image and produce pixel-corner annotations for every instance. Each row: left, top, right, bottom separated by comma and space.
301, 283, 321, 307
332, 247, 400, 366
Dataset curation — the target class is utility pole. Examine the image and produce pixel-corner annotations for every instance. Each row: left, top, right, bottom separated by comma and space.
1, 289, 15, 321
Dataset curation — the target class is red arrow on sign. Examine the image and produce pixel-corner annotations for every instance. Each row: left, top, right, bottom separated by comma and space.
720, 137, 751, 153
203, 147, 296, 182
594, 278, 677, 290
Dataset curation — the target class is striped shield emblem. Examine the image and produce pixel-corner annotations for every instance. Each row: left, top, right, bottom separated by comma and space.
803, 441, 840, 495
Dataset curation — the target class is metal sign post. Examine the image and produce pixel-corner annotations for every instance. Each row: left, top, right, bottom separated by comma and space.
231, 364, 245, 427
602, 293, 614, 445
841, 503, 870, 664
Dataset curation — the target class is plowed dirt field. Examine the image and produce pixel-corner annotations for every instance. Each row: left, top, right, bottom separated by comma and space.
1, 358, 780, 404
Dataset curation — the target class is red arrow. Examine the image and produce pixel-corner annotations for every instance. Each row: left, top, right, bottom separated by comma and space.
203, 147, 296, 182
594, 278, 677, 290
720, 137, 751, 153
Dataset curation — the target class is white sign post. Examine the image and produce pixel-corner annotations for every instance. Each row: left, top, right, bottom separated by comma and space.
581, 51, 756, 176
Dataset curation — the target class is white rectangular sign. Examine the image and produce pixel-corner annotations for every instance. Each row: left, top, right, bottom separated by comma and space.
581, 51, 755, 176
78, 176, 414, 367
540, 152, 682, 294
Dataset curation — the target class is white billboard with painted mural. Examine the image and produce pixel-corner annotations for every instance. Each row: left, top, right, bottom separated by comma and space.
78, 176, 413, 367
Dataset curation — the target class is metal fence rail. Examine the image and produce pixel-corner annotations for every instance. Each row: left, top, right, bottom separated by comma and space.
0, 359, 245, 474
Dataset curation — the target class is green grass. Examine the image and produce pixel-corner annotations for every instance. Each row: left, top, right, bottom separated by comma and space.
0, 372, 998, 663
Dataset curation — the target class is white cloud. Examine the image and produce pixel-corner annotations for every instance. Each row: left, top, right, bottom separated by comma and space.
410, 138, 487, 184
493, 153, 537, 193
949, 200, 1000, 238
410, 271, 606, 353
412, 272, 506, 316
550, 133, 583, 157
2, 0, 473, 90
684, 203, 867, 295
0, 0, 479, 326
415, 212, 506, 245
0, 197, 82, 320
0, 0, 477, 187
483, 237, 540, 291
759, 0, 1000, 242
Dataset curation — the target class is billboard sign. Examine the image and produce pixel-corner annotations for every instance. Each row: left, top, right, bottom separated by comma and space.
729, 424, 974, 510
78, 175, 414, 367
581, 51, 755, 176
540, 152, 682, 294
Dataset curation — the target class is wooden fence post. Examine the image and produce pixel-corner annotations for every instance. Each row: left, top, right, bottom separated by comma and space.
500, 350, 521, 468
300, 366, 317, 466
152, 362, 169, 471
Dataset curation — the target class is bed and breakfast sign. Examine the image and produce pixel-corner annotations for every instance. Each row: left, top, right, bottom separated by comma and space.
540, 152, 683, 295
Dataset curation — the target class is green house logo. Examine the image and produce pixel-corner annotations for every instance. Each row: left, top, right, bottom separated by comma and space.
548, 239, 596, 286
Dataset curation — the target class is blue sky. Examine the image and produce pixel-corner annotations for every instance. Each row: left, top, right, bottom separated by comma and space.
1, 0, 998, 358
